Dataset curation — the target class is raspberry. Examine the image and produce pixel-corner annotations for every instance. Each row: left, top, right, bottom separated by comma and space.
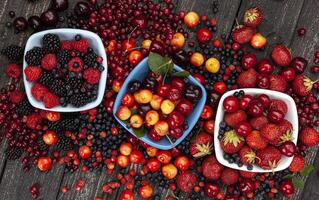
61, 40, 73, 50
31, 83, 49, 101
83, 67, 101, 84
24, 66, 42, 81
73, 39, 89, 53
5, 63, 21, 78
43, 92, 60, 108
67, 57, 84, 73
41, 54, 57, 70
26, 113, 42, 129
9, 90, 25, 103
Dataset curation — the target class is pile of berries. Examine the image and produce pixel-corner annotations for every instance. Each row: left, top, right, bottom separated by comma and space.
24, 33, 104, 108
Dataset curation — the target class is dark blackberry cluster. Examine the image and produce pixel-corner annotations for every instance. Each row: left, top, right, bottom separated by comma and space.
177, 135, 191, 155
16, 99, 34, 116
1, 45, 23, 61
38, 71, 55, 86
47, 116, 80, 132
57, 50, 70, 67
68, 93, 92, 108
5, 147, 23, 160
25, 47, 44, 65
149, 172, 171, 191
42, 33, 61, 53
38, 71, 67, 97
55, 134, 73, 151
83, 50, 97, 66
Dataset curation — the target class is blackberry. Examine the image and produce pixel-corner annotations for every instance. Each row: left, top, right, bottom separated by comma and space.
48, 118, 80, 132
38, 71, 55, 86
55, 134, 73, 151
69, 93, 91, 107
42, 33, 61, 53
16, 99, 34, 116
25, 47, 44, 65
83, 52, 97, 66
49, 79, 67, 97
57, 50, 70, 67
1, 45, 23, 61
37, 138, 48, 151
5, 147, 23, 160
65, 76, 83, 91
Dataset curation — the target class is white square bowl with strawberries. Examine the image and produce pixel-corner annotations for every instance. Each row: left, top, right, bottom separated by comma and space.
214, 88, 298, 173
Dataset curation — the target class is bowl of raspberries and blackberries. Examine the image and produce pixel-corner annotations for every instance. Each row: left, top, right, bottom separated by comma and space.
23, 29, 107, 111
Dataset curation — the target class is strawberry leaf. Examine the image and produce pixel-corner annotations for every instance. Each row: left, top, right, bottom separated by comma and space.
292, 176, 304, 189
132, 126, 145, 138
172, 70, 190, 78
283, 174, 295, 179
300, 165, 315, 176
148, 52, 173, 76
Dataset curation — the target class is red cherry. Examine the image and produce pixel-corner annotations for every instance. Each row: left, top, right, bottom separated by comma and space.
204, 119, 215, 134
174, 155, 190, 171
148, 128, 163, 141
223, 96, 239, 113
167, 111, 185, 129
37, 156, 52, 171
204, 183, 220, 198
130, 150, 143, 164
146, 158, 161, 172
289, 57, 307, 74
257, 74, 270, 89
241, 53, 257, 69
169, 126, 183, 139
256, 94, 271, 109
176, 99, 193, 116
156, 150, 172, 164
235, 121, 252, 137
171, 77, 185, 91
279, 141, 296, 157
280, 67, 296, 82
257, 59, 274, 74
279, 179, 295, 197
201, 105, 213, 119
79, 145, 92, 160
239, 95, 253, 110
267, 109, 284, 123
156, 84, 171, 97
121, 93, 135, 107
213, 81, 227, 93
196, 27, 212, 43
239, 179, 255, 194
119, 189, 134, 200
248, 100, 264, 117
131, 15, 148, 29
168, 86, 182, 102
193, 73, 205, 85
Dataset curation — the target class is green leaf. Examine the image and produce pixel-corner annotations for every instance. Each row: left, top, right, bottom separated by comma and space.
132, 126, 145, 138
148, 52, 173, 76
283, 174, 296, 179
292, 176, 304, 189
172, 70, 190, 78
300, 165, 315, 176
130, 108, 138, 115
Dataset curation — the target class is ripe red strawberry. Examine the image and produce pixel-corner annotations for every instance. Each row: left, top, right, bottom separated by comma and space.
269, 74, 287, 92
43, 92, 60, 108
9, 90, 25, 103
260, 123, 283, 145
202, 155, 224, 180
61, 40, 73, 50
73, 39, 89, 53
249, 115, 268, 130
24, 66, 42, 81
220, 130, 245, 153
176, 171, 197, 192
270, 99, 288, 115
224, 110, 247, 127
221, 168, 239, 185
5, 63, 21, 78
246, 130, 268, 150
231, 25, 254, 44
83, 67, 101, 84
243, 7, 264, 27
237, 68, 258, 88
271, 45, 292, 67
299, 127, 319, 147
41, 54, 57, 70
189, 131, 213, 157
239, 146, 257, 165
256, 146, 281, 170
239, 170, 257, 178
31, 83, 49, 101
67, 57, 84, 73
26, 113, 42, 129
292, 75, 317, 96
288, 155, 305, 173
278, 119, 292, 135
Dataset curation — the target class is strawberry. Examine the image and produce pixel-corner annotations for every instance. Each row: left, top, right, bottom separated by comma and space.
41, 54, 57, 70
26, 113, 42, 129
202, 155, 224, 180
73, 39, 89, 53
260, 123, 283, 145
83, 67, 101, 84
220, 130, 245, 153
249, 115, 268, 130
239, 146, 257, 165
278, 119, 292, 135
269, 74, 287, 92
237, 68, 258, 88
61, 40, 73, 50
67, 57, 84, 73
292, 75, 317, 96
176, 171, 197, 192
239, 170, 257, 178
288, 155, 305, 173
5, 63, 21, 79
9, 90, 25, 103
271, 44, 292, 67
224, 110, 247, 127
299, 127, 319, 147
43, 92, 60, 108
270, 99, 288, 115
24, 66, 42, 81
243, 7, 264, 27
31, 83, 49, 101
246, 130, 268, 150
256, 146, 281, 170
231, 25, 254, 44
189, 131, 213, 158
221, 168, 239, 185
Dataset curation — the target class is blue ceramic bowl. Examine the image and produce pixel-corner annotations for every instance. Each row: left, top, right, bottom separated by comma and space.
113, 57, 207, 150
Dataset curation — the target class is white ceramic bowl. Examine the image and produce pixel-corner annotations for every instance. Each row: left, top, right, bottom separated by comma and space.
23, 29, 107, 112
214, 88, 298, 173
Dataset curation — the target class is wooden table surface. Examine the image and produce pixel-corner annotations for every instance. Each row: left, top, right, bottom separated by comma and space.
0, 0, 318, 199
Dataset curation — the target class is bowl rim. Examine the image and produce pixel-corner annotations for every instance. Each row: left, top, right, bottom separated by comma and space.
113, 57, 207, 150
214, 88, 299, 173
23, 28, 108, 112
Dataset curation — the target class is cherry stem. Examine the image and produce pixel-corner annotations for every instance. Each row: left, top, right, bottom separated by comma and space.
165, 135, 174, 146
235, 18, 240, 26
